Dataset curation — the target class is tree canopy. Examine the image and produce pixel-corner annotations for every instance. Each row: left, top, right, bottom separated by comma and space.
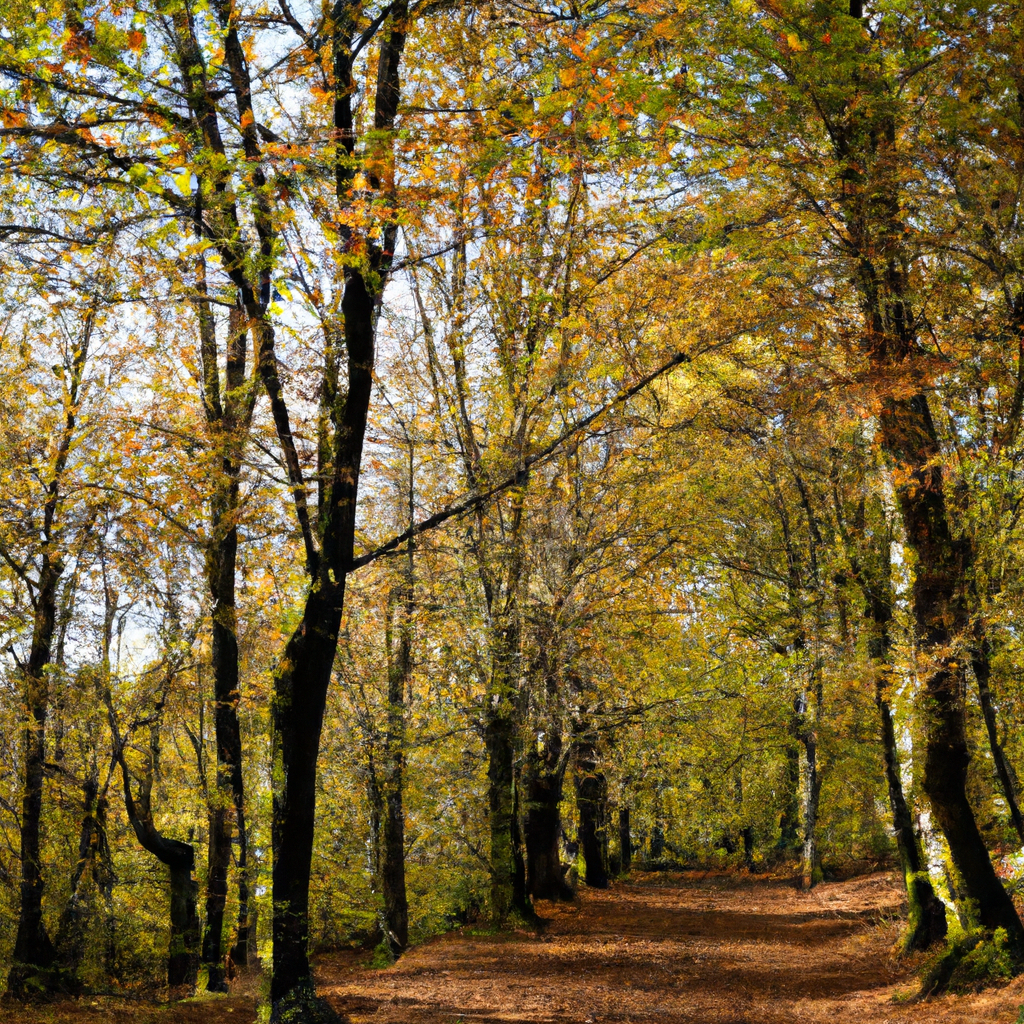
1, 0, 1024, 1016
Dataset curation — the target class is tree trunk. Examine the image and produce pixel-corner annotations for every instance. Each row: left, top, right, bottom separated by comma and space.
511, 764, 529, 911
194, 268, 254, 992
169, 860, 202, 990
799, 672, 823, 890
269, 587, 343, 1016
8, 568, 60, 998
168, 1, 408, 1012
877, 685, 948, 948
777, 699, 802, 857
820, 5, 1024, 944
619, 808, 632, 873
861, 542, 948, 949
7, 314, 90, 998
879, 397, 1023, 942
380, 550, 412, 957
575, 735, 609, 889
800, 734, 820, 889
117, 720, 201, 993
202, 551, 248, 990
380, 775, 408, 956
486, 700, 518, 921
836, 463, 948, 947
650, 826, 664, 861
523, 724, 572, 900
228, 803, 251, 968
53, 762, 117, 987
972, 639, 1024, 844
484, 589, 532, 923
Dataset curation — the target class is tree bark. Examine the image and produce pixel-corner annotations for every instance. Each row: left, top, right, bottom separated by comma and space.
826, 0, 1024, 945
168, 2, 408, 1013
199, 302, 254, 992
117, 719, 200, 992
777, 698, 802, 858
742, 826, 755, 871
7, 310, 92, 999
270, 587, 344, 1014
267, 16, 408, 1016
834, 457, 948, 947
877, 684, 948, 949
878, 398, 1023, 942
53, 758, 117, 986
485, 690, 519, 921
861, 528, 948, 948
8, 571, 60, 998
228, 803, 252, 967
380, 539, 413, 957
201, 501, 250, 989
971, 638, 1024, 844
619, 807, 633, 873
799, 672, 822, 890
575, 733, 609, 889
523, 733, 573, 900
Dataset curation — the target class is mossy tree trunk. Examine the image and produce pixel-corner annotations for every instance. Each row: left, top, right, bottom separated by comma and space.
971, 638, 1024, 845
820, 0, 1024, 947
841, 494, 948, 950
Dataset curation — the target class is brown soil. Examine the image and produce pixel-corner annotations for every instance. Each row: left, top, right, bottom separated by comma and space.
4, 872, 1023, 1022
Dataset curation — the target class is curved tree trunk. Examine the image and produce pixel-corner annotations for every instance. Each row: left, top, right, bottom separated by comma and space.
821, 0, 1024, 946
117, 718, 200, 992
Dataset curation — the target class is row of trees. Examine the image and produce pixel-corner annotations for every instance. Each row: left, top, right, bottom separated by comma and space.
1, 0, 1024, 1014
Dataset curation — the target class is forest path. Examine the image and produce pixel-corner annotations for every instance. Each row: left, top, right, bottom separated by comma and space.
3, 872, 1023, 1022
318, 871, 1024, 1024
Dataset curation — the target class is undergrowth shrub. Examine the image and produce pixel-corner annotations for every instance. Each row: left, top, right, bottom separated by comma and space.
920, 927, 1015, 996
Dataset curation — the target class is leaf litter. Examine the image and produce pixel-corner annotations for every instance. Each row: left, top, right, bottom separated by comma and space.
4, 872, 1024, 1023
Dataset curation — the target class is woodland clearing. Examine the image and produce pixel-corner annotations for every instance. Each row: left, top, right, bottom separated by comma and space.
4, 872, 1022, 1024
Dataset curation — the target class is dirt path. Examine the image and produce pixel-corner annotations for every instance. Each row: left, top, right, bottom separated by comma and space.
318, 872, 1024, 1023
4, 872, 1023, 1022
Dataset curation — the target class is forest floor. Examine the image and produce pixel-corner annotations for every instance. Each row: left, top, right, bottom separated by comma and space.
4, 870, 1024, 1023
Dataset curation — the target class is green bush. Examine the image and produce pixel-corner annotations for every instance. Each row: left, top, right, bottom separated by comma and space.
948, 928, 1014, 994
